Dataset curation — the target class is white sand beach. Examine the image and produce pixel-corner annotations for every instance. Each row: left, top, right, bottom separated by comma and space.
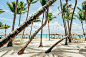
0, 38, 86, 57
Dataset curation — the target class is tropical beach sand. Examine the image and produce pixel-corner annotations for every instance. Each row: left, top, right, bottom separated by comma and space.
0, 38, 86, 57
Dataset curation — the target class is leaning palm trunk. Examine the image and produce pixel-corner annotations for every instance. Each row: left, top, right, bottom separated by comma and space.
7, 0, 18, 47
60, 0, 68, 45
45, 35, 68, 53
39, 12, 44, 47
0, 0, 57, 48
69, 0, 77, 42
18, 15, 48, 54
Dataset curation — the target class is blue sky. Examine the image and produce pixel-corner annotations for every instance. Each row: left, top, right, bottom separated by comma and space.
0, 0, 86, 34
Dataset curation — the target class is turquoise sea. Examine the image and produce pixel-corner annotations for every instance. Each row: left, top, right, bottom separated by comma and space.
0, 34, 85, 38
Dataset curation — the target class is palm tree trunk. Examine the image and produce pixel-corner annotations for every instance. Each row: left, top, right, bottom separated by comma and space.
19, 13, 21, 26
5, 29, 6, 36
29, 23, 33, 40
45, 35, 68, 53
81, 22, 85, 41
82, 22, 84, 35
7, 0, 18, 47
60, 0, 68, 45
39, 12, 44, 47
22, 4, 30, 39
18, 15, 48, 55
85, 13, 86, 23
48, 21, 50, 40
69, 0, 77, 42
48, 0, 50, 41
0, 0, 57, 48
66, 0, 70, 43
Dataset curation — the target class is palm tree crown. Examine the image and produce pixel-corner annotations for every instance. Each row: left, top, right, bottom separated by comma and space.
2, 24, 10, 36
27, 0, 38, 5
7, 1, 27, 14
48, 13, 56, 22
2, 24, 10, 30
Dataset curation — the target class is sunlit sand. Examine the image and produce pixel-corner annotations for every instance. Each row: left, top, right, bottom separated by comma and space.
0, 38, 86, 57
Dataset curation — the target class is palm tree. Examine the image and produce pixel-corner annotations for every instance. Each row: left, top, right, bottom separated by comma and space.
1, 24, 10, 36
48, 13, 56, 40
64, 10, 76, 43
18, 1, 27, 26
65, 0, 70, 44
39, 0, 47, 47
29, 17, 41, 39
82, 0, 86, 23
75, 11, 85, 40
22, 0, 38, 39
0, 22, 3, 29
59, 0, 77, 44
7, 0, 18, 47
0, 22, 3, 27
0, 9, 5, 14
76, 2, 86, 40
0, 0, 56, 49
59, 1, 69, 45
58, 1, 74, 44
69, 0, 77, 42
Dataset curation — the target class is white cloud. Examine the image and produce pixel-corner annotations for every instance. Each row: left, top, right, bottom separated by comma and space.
4, 10, 9, 12
83, 24, 86, 29
0, 17, 18, 22
24, 21, 65, 34
0, 5, 4, 7
0, 17, 12, 21
52, 9, 58, 15
71, 22, 83, 33
49, 8, 52, 12
22, 18, 26, 19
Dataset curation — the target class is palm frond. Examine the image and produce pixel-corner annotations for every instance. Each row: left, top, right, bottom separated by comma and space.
77, 7, 82, 11
7, 2, 15, 13
0, 9, 5, 14
32, 0, 38, 4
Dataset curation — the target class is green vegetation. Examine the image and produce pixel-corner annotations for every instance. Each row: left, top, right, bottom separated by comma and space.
1, 24, 10, 36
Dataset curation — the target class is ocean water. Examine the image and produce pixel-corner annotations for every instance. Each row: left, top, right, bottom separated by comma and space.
0, 34, 86, 38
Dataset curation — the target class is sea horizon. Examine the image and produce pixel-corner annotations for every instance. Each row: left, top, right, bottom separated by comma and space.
0, 34, 85, 38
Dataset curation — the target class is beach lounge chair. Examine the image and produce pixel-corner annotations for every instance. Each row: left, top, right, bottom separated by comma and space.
13, 38, 24, 45
52, 37, 55, 39
73, 38, 85, 43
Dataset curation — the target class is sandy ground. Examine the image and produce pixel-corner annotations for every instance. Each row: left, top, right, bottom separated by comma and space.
0, 38, 86, 57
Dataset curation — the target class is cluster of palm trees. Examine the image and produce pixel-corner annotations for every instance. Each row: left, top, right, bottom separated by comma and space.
57, 0, 77, 45
5, 0, 56, 47
0, 9, 10, 36
58, 0, 86, 45
75, 0, 86, 41
0, 22, 10, 36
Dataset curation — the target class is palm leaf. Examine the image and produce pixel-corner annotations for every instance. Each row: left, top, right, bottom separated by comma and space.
32, 0, 38, 4
0, 9, 5, 14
